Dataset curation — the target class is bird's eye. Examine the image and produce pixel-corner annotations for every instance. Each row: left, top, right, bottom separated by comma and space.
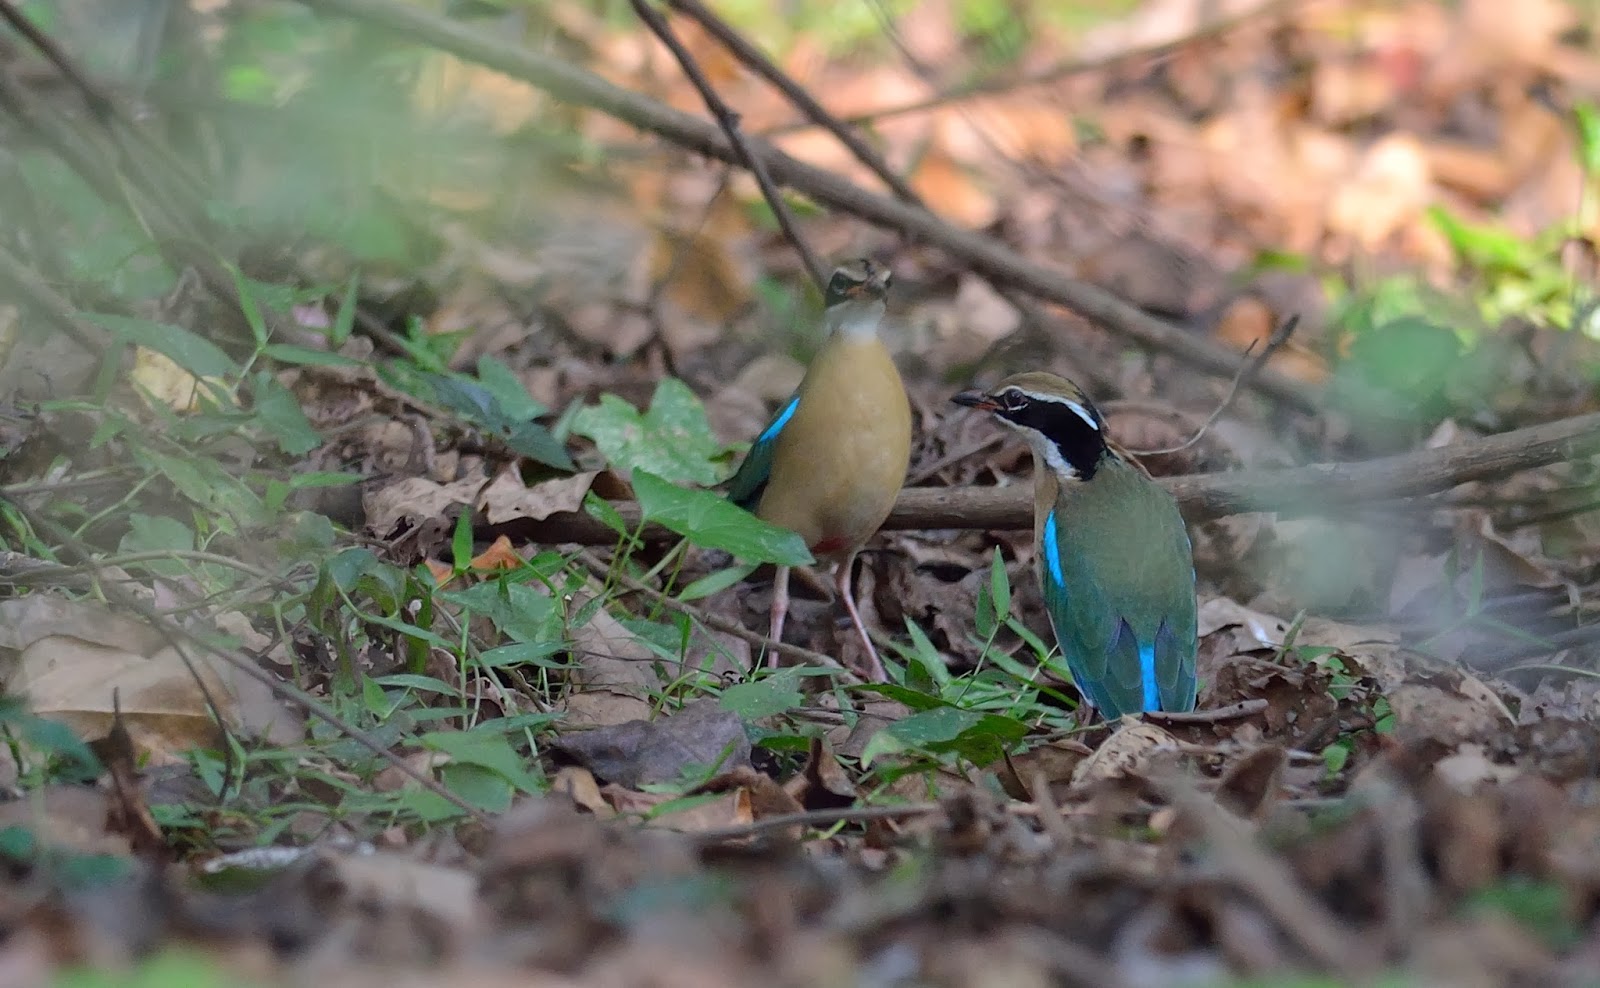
1001, 390, 1027, 411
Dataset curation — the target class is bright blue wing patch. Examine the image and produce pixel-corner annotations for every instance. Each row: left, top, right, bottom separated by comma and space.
1138, 643, 1158, 711
758, 396, 799, 443
726, 395, 799, 510
1042, 509, 1065, 587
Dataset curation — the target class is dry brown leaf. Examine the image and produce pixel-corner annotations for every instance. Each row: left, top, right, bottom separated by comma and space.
363, 473, 489, 540
468, 536, 525, 573
602, 784, 753, 833
550, 765, 612, 817
550, 699, 750, 787
479, 468, 599, 525
560, 592, 669, 728
1071, 719, 1179, 786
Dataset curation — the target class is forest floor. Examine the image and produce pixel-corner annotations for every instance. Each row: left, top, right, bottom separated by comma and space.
5, 0, 1600, 985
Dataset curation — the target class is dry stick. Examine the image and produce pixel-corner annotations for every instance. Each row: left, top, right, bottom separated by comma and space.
513, 408, 1600, 544
664, 0, 924, 208
630, 0, 825, 291
1143, 699, 1268, 724
576, 551, 862, 681
296, 0, 1315, 412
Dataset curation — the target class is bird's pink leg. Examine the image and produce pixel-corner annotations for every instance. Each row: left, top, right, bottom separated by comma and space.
835, 553, 886, 681
767, 564, 791, 668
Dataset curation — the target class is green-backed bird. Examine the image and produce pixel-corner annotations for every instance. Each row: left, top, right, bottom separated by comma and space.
726, 258, 911, 680
952, 373, 1197, 718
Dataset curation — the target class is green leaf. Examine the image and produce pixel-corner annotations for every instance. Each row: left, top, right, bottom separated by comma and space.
118, 514, 194, 578
87, 314, 239, 380
250, 372, 321, 455
475, 356, 547, 419
860, 707, 1027, 768
633, 470, 812, 565
477, 640, 570, 669
440, 763, 514, 812
721, 670, 803, 719
450, 510, 473, 573
988, 549, 1011, 622
422, 729, 541, 792
262, 343, 362, 368
569, 378, 723, 485
1575, 101, 1600, 175
442, 581, 559, 642
677, 562, 759, 602
332, 271, 359, 347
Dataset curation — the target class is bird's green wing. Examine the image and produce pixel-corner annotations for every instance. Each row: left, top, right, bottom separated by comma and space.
1039, 464, 1197, 717
726, 395, 799, 511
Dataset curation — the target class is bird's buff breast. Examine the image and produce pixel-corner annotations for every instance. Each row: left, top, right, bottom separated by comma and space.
756, 341, 911, 556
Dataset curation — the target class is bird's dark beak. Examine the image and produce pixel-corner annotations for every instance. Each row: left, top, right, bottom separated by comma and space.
951, 389, 999, 411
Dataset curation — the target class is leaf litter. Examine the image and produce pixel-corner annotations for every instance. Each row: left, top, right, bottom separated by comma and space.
8, 0, 1600, 984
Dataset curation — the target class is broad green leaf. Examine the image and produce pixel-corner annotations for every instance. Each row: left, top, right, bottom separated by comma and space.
88, 314, 239, 380
721, 671, 803, 720
988, 549, 1011, 621
442, 581, 559, 642
633, 470, 811, 565
860, 707, 1027, 768
569, 378, 723, 485
440, 763, 514, 813
250, 372, 321, 455
422, 730, 541, 791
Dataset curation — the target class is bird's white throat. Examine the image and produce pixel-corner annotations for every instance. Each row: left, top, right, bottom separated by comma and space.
828, 300, 887, 342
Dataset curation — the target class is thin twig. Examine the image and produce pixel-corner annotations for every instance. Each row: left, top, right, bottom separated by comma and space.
689, 801, 942, 841
664, 0, 924, 208
1143, 699, 1269, 725
629, 0, 826, 290
1127, 315, 1299, 456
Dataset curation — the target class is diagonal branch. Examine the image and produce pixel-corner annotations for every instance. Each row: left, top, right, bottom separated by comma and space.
663, 0, 924, 208
295, 0, 1319, 413
630, 0, 825, 289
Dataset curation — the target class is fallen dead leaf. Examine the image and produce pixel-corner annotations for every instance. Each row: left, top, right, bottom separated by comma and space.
550, 698, 751, 787
1072, 719, 1180, 786
479, 467, 599, 525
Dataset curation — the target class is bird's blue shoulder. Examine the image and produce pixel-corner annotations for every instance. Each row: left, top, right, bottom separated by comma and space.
726, 395, 799, 510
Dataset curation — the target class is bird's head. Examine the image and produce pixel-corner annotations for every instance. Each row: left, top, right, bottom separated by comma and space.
823, 258, 892, 339
952, 372, 1110, 481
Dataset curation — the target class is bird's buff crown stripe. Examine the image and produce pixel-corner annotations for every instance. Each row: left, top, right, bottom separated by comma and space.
1139, 643, 1158, 710
758, 396, 800, 443
1042, 509, 1065, 588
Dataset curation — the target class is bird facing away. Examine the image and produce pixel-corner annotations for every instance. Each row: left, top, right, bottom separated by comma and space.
952, 373, 1197, 718
726, 258, 911, 680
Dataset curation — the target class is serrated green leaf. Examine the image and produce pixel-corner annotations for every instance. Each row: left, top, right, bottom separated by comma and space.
633, 470, 811, 565
569, 378, 723, 485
